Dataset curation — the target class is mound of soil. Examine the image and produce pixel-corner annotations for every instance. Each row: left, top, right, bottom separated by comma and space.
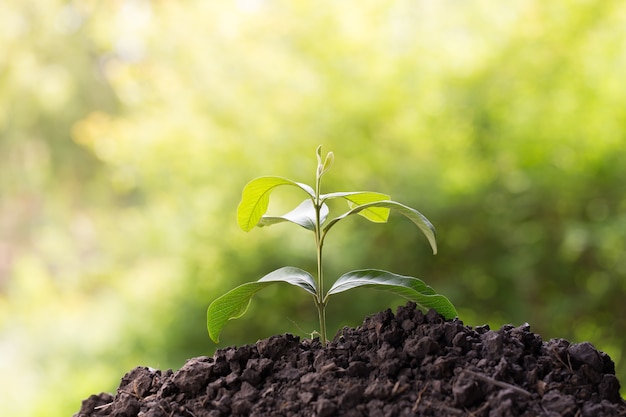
75, 303, 626, 417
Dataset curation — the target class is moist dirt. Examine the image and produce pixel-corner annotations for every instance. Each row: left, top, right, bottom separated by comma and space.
75, 302, 626, 416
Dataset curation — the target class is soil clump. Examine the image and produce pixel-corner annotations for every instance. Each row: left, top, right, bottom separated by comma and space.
75, 302, 626, 416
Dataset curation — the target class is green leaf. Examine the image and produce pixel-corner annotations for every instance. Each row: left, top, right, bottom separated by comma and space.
326, 269, 457, 320
207, 267, 317, 343
321, 191, 390, 223
323, 200, 437, 254
258, 199, 329, 231
237, 176, 315, 232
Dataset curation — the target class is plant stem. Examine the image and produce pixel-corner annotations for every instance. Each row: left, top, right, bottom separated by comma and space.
315, 226, 327, 346
316, 293, 327, 346
314, 160, 328, 346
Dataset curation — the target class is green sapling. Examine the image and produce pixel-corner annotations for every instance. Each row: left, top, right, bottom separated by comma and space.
207, 146, 457, 346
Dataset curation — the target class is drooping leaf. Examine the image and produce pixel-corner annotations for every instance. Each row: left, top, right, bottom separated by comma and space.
326, 269, 457, 320
323, 200, 437, 254
237, 177, 315, 232
258, 199, 329, 231
321, 191, 390, 223
207, 267, 317, 343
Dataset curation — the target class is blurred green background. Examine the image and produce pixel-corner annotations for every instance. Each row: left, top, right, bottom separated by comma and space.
1, 0, 625, 415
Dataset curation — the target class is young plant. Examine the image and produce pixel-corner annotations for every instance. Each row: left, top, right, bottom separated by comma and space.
207, 146, 457, 346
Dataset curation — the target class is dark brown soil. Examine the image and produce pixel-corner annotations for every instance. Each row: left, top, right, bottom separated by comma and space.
74, 303, 626, 417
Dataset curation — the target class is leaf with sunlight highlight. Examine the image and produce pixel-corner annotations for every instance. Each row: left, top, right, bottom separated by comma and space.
237, 177, 315, 232
322, 191, 390, 223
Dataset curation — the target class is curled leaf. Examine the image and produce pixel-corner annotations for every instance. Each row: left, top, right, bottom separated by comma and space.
320, 151, 334, 177
259, 199, 329, 231
316, 146, 334, 178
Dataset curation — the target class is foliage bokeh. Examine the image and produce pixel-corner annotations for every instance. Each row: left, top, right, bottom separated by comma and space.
1, 1, 625, 416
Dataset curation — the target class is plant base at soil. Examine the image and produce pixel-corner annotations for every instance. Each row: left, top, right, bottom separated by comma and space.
75, 303, 626, 417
